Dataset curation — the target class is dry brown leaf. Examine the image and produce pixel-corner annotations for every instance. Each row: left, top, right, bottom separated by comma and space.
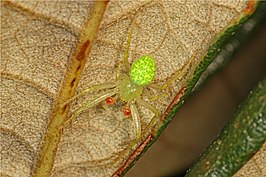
1, 1, 258, 177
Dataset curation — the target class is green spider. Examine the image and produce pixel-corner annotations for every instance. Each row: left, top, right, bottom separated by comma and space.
62, 15, 200, 164
63, 55, 159, 141
62, 18, 161, 149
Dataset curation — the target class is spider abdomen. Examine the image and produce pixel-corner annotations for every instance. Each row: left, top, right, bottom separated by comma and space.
130, 56, 156, 86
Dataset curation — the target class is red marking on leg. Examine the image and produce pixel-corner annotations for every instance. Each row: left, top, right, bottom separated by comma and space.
122, 106, 131, 116
105, 97, 116, 105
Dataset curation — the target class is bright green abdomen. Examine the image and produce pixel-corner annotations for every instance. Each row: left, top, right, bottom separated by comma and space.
130, 56, 156, 86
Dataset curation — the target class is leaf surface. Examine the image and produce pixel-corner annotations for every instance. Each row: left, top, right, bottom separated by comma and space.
0, 1, 259, 177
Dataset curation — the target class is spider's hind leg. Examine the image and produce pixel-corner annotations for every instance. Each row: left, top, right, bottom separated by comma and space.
136, 98, 159, 135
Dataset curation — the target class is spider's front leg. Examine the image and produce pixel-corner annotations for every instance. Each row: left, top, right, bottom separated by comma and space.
61, 82, 116, 107
126, 98, 159, 145
60, 83, 117, 128
110, 99, 159, 165
63, 89, 117, 127
107, 102, 141, 164
129, 102, 142, 141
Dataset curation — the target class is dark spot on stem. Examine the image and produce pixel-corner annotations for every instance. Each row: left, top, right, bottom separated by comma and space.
77, 64, 81, 70
62, 105, 67, 113
70, 78, 76, 87
76, 40, 90, 61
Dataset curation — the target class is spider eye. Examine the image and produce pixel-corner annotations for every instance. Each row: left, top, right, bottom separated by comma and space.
130, 56, 156, 86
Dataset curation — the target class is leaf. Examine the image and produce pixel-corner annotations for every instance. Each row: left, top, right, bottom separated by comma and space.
185, 79, 266, 177
0, 1, 260, 177
234, 142, 266, 177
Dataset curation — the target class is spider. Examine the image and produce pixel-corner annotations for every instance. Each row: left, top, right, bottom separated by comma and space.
61, 14, 199, 164
61, 17, 162, 147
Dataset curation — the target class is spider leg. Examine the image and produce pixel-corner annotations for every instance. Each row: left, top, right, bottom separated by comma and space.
62, 89, 117, 128
161, 51, 198, 90
109, 102, 141, 164
114, 98, 159, 161
129, 102, 141, 141
123, 16, 137, 73
120, 98, 159, 146
136, 98, 159, 135
143, 87, 168, 101
115, 16, 137, 79
161, 34, 209, 91
61, 82, 116, 107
